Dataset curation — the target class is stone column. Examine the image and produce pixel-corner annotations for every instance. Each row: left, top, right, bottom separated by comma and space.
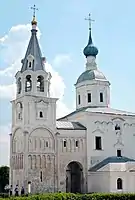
9, 133, 13, 186
23, 131, 29, 191
55, 132, 60, 192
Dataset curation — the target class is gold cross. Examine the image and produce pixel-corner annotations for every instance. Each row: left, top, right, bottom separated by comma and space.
31, 4, 38, 17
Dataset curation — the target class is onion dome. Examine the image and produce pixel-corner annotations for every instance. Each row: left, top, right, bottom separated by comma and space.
83, 28, 98, 58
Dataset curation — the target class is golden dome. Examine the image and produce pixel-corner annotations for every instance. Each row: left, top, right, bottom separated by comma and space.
31, 16, 37, 25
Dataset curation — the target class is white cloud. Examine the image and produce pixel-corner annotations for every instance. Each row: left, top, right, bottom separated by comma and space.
53, 54, 72, 68
0, 23, 73, 116
0, 83, 16, 99
0, 24, 41, 78
0, 23, 74, 165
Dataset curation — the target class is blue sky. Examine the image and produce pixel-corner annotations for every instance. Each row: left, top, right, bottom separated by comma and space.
0, 0, 135, 165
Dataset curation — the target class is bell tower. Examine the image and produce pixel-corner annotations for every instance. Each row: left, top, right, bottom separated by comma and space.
12, 7, 58, 127
10, 6, 58, 189
75, 14, 110, 110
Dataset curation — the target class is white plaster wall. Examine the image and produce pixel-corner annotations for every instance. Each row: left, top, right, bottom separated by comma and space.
64, 111, 135, 171
88, 172, 110, 192
110, 171, 135, 193
87, 113, 135, 169
11, 89, 58, 193
76, 80, 110, 109
11, 95, 57, 131
15, 70, 50, 98
88, 171, 135, 193
57, 129, 87, 192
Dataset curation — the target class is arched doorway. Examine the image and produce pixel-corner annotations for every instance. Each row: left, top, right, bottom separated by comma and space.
66, 161, 83, 193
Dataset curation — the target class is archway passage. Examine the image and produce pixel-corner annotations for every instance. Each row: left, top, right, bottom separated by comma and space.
66, 161, 83, 193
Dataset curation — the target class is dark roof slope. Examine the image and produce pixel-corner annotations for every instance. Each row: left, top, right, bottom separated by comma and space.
89, 156, 135, 172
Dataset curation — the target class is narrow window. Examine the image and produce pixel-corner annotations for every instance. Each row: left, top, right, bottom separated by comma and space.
76, 140, 79, 147
37, 76, 44, 92
18, 113, 21, 119
64, 140, 67, 147
25, 75, 32, 92
40, 171, 43, 182
115, 124, 120, 131
78, 95, 81, 105
117, 150, 122, 157
17, 78, 21, 94
95, 136, 102, 150
46, 141, 48, 147
39, 111, 43, 118
29, 62, 32, 68
100, 92, 103, 102
88, 93, 91, 103
117, 178, 123, 190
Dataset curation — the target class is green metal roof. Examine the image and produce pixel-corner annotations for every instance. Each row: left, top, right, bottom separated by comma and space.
89, 156, 135, 172
76, 69, 107, 84
83, 24, 98, 58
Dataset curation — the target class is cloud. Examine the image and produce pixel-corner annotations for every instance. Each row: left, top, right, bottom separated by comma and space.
0, 24, 41, 78
0, 84, 16, 99
53, 54, 72, 68
0, 23, 73, 113
0, 23, 74, 165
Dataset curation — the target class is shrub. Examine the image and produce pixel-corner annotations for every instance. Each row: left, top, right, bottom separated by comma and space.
0, 193, 135, 200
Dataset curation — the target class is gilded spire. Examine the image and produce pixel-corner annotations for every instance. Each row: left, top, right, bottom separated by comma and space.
21, 5, 45, 72
31, 5, 38, 26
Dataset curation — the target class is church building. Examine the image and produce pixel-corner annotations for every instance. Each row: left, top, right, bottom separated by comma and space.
10, 11, 135, 194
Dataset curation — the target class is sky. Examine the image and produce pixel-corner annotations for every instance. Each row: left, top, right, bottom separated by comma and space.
0, 0, 135, 166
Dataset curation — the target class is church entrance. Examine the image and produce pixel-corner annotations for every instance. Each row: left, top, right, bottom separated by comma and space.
66, 161, 83, 193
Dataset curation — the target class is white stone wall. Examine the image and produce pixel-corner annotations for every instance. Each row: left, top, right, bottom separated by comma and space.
57, 129, 87, 192
10, 66, 58, 193
15, 69, 51, 98
88, 172, 110, 192
76, 80, 110, 109
65, 111, 135, 169
11, 62, 135, 194
110, 171, 135, 193
88, 171, 135, 193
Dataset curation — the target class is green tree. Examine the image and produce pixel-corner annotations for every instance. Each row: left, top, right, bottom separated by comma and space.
0, 166, 9, 193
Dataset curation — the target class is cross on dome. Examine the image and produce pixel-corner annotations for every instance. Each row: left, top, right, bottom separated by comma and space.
31, 5, 38, 26
83, 13, 98, 58
85, 13, 95, 30
31, 4, 38, 17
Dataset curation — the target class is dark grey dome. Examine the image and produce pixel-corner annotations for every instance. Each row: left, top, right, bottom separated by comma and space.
76, 70, 106, 84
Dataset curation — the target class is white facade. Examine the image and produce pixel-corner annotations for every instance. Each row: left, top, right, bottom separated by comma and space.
10, 16, 135, 194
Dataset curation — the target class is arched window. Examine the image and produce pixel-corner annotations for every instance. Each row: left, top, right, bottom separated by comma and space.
29, 62, 32, 68
17, 77, 21, 94
40, 171, 43, 182
76, 140, 79, 147
115, 124, 121, 131
117, 178, 123, 190
25, 75, 32, 92
37, 76, 44, 92
17, 102, 23, 120
27, 54, 34, 69
39, 111, 43, 118
64, 140, 67, 147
